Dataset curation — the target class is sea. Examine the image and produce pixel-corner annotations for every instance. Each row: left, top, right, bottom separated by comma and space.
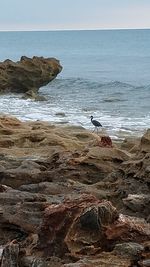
0, 29, 150, 140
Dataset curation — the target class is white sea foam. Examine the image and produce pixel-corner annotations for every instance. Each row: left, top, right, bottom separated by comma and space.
0, 88, 149, 140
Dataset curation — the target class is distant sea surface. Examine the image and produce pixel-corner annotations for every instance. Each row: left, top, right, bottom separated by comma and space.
0, 29, 150, 139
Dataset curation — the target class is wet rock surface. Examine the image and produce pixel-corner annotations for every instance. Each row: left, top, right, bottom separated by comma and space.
0, 56, 62, 98
0, 115, 150, 266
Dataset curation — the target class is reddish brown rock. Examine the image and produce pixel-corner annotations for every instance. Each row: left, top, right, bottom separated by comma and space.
0, 189, 150, 266
36, 195, 149, 266
106, 214, 150, 243
98, 136, 113, 147
38, 195, 118, 257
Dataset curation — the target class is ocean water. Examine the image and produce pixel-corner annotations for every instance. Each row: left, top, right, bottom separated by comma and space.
0, 29, 150, 139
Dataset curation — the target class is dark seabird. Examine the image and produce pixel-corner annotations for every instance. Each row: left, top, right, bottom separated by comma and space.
90, 116, 102, 133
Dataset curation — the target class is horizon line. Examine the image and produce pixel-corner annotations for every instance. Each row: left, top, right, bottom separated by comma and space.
0, 27, 150, 32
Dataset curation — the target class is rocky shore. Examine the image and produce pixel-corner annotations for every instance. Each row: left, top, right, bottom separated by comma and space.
0, 115, 149, 266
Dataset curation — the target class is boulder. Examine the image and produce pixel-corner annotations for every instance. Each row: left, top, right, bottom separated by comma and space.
1, 241, 19, 267
123, 194, 150, 217
38, 195, 150, 258
139, 129, 150, 153
113, 242, 144, 258
0, 187, 47, 234
0, 56, 62, 96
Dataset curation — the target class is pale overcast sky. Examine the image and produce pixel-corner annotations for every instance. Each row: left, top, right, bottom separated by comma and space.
0, 0, 150, 31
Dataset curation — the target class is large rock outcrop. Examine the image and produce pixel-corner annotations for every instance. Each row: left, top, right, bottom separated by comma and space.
0, 56, 62, 96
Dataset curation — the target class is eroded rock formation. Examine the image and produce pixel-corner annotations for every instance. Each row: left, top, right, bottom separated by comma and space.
0, 115, 149, 266
0, 56, 62, 98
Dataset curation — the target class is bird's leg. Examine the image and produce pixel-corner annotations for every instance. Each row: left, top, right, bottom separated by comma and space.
92, 127, 96, 133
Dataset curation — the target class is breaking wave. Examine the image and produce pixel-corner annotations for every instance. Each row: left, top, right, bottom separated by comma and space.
0, 77, 150, 140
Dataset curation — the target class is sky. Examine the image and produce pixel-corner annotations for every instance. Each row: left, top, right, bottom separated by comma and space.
0, 0, 150, 31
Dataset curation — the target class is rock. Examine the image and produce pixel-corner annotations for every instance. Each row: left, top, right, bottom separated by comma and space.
140, 129, 150, 152
113, 242, 144, 258
63, 253, 131, 267
121, 136, 140, 153
0, 160, 47, 188
1, 241, 19, 267
20, 256, 48, 267
0, 56, 62, 95
138, 241, 150, 267
0, 188, 47, 235
38, 196, 118, 257
121, 157, 150, 181
98, 136, 113, 147
0, 246, 4, 262
55, 112, 66, 117
37, 195, 148, 260
105, 214, 150, 243
22, 90, 47, 101
123, 194, 150, 218
20, 256, 62, 267
138, 260, 150, 267
0, 116, 130, 187
0, 116, 149, 266
0, 190, 150, 266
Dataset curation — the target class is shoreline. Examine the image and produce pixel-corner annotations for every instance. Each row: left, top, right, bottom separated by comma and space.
0, 111, 146, 143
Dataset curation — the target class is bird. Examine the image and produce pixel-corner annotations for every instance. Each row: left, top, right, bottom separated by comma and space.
90, 116, 102, 133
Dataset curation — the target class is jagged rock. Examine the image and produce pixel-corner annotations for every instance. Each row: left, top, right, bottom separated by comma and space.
121, 136, 140, 152
0, 190, 150, 266
38, 195, 118, 257
0, 187, 47, 235
138, 260, 150, 267
38, 195, 149, 260
20, 257, 48, 267
22, 89, 47, 101
0, 160, 48, 188
140, 129, 150, 152
138, 241, 150, 266
0, 115, 130, 188
63, 253, 132, 267
1, 241, 19, 267
105, 214, 150, 242
0, 56, 62, 95
0, 116, 150, 266
123, 194, 150, 218
98, 136, 113, 147
113, 242, 144, 258
0, 246, 4, 263
20, 256, 62, 267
